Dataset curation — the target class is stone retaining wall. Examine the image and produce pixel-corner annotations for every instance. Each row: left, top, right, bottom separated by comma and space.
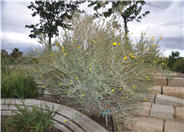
1, 99, 108, 132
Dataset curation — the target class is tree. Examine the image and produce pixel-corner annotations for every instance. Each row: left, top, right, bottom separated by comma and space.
26, 0, 82, 51
10, 48, 23, 59
167, 51, 180, 69
1, 49, 9, 57
88, 1, 150, 34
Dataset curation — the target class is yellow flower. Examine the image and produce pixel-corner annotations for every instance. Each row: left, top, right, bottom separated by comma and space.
120, 87, 123, 90
50, 53, 54, 56
64, 53, 67, 56
113, 42, 117, 46
82, 94, 85, 97
61, 49, 64, 52
56, 42, 59, 47
96, 92, 98, 94
41, 86, 46, 88
33, 70, 37, 73
160, 37, 163, 40
62, 47, 64, 50
151, 38, 154, 42
129, 53, 132, 56
154, 60, 156, 64
91, 40, 95, 43
37, 50, 39, 53
152, 44, 156, 47
64, 120, 67, 123
166, 56, 167, 59
123, 56, 127, 60
40, 75, 42, 78
147, 78, 151, 81
70, 80, 73, 83
60, 73, 63, 76
112, 89, 114, 92
118, 43, 120, 45
144, 97, 147, 101
121, 97, 124, 99
58, 82, 63, 85
146, 47, 149, 50
162, 62, 165, 65
152, 36, 154, 38
75, 77, 78, 80
34, 48, 37, 51
131, 55, 134, 59
133, 85, 135, 88
89, 68, 92, 71
78, 46, 80, 49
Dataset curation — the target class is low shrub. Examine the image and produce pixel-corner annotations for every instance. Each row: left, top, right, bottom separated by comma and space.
3, 105, 56, 132
33, 15, 164, 131
1, 66, 39, 98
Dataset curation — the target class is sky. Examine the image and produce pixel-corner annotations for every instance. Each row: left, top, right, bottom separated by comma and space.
0, 0, 184, 56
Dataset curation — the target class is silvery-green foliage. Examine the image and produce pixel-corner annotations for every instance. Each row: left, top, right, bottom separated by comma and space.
34, 15, 164, 131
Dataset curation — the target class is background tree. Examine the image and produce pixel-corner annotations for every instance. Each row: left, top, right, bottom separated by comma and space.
1, 49, 9, 57
88, 1, 150, 34
166, 51, 181, 70
26, 0, 82, 51
10, 48, 23, 59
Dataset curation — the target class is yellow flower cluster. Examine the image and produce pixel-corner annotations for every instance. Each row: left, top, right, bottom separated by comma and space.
129, 53, 135, 59
123, 56, 127, 61
113, 42, 120, 46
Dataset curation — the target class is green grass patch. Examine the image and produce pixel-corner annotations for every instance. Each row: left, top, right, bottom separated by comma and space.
1, 66, 39, 98
2, 105, 57, 132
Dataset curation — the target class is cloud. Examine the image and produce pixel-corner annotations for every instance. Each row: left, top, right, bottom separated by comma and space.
1, 0, 184, 57
160, 37, 184, 50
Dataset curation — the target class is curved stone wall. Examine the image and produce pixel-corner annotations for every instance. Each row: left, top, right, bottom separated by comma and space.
1, 99, 108, 132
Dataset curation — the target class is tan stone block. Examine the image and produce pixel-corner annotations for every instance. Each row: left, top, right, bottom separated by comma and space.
165, 120, 184, 132
154, 76, 167, 86
150, 86, 161, 94
155, 94, 184, 107
168, 77, 184, 87
134, 117, 163, 132
140, 102, 151, 116
163, 86, 184, 99
150, 104, 174, 120
175, 107, 184, 120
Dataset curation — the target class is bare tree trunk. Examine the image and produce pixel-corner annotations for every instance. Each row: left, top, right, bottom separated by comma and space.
48, 34, 52, 52
123, 17, 128, 35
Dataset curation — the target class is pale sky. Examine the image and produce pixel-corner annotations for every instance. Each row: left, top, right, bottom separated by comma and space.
0, 0, 184, 56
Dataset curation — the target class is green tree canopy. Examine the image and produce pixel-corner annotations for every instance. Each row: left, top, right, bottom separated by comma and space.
88, 0, 150, 34
26, 0, 83, 51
